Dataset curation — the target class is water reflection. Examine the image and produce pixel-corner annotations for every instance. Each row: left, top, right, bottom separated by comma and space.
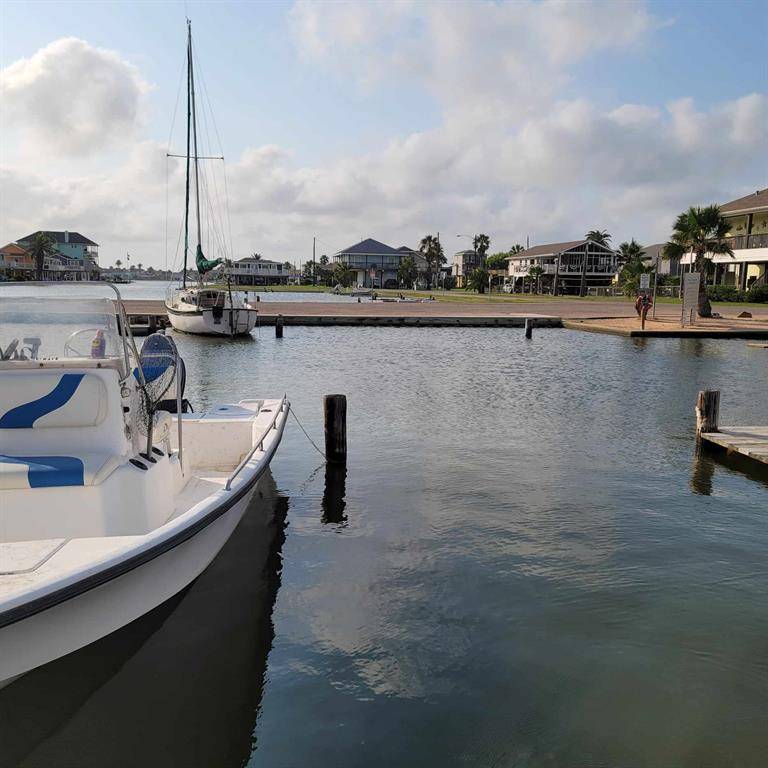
322, 462, 347, 526
0, 473, 288, 768
690, 446, 715, 495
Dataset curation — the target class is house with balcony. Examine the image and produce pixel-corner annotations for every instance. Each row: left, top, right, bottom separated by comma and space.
333, 238, 419, 288
452, 249, 485, 288
680, 189, 768, 290
506, 239, 618, 295
16, 231, 100, 281
229, 256, 288, 286
0, 243, 34, 279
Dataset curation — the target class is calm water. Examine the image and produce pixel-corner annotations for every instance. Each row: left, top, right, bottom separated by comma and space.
2, 323, 768, 767
0, 280, 361, 302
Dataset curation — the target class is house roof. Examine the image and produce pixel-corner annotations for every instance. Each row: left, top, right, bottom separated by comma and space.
336, 238, 402, 257
507, 240, 612, 259
18, 231, 99, 246
0, 242, 30, 256
641, 243, 666, 262
719, 188, 768, 215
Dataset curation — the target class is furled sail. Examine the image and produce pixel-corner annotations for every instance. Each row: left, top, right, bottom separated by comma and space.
195, 244, 223, 275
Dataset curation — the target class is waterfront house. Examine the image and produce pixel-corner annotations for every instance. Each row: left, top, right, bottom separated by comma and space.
678, 189, 768, 289
506, 239, 618, 295
229, 255, 289, 286
452, 249, 485, 288
333, 238, 419, 288
16, 231, 100, 281
0, 243, 34, 279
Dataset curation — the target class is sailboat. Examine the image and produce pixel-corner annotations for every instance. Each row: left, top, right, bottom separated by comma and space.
165, 22, 258, 337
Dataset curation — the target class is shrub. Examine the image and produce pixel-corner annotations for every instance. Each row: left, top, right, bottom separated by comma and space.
706, 285, 745, 302
747, 284, 768, 303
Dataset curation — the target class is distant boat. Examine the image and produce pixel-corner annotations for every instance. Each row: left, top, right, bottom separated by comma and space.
164, 22, 258, 338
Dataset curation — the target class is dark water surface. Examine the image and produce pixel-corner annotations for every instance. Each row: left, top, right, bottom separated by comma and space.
3, 327, 768, 767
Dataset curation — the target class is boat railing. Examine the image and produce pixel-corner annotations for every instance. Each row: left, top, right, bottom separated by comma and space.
224, 395, 288, 491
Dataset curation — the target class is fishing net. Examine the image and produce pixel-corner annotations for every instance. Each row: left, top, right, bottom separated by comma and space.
136, 333, 178, 456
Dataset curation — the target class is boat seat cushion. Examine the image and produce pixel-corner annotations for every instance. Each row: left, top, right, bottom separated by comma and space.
0, 454, 123, 490
0, 373, 108, 429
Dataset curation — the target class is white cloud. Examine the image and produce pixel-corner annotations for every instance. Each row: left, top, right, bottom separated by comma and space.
0, 37, 149, 156
0, 4, 765, 267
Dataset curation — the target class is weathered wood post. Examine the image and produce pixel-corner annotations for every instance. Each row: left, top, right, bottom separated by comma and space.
324, 394, 347, 463
524, 318, 533, 339
275, 314, 284, 338
696, 390, 720, 438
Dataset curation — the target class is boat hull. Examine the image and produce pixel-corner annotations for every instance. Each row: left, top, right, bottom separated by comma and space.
0, 482, 254, 687
166, 306, 258, 336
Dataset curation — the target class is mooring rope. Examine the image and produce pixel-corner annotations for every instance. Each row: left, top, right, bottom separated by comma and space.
290, 407, 327, 460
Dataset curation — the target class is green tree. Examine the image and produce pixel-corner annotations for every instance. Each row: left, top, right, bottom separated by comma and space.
419, 234, 446, 287
473, 233, 491, 261
115, 258, 123, 269
586, 230, 611, 246
618, 240, 652, 296
663, 205, 734, 317
332, 262, 354, 288
397, 255, 418, 287
617, 238, 645, 267
28, 232, 57, 281
528, 265, 544, 294
465, 266, 490, 294
319, 254, 329, 265
486, 251, 509, 270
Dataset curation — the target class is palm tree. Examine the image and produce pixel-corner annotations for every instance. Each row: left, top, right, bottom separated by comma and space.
28, 232, 57, 281
115, 258, 123, 269
332, 262, 354, 288
397, 255, 418, 287
528, 265, 545, 294
509, 244, 524, 255
473, 234, 490, 261
616, 239, 645, 268
319, 254, 329, 265
137, 262, 143, 273
586, 230, 611, 247
419, 234, 445, 288
465, 266, 489, 294
663, 205, 734, 317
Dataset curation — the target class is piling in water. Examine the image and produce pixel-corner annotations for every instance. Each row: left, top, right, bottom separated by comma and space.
525, 318, 533, 339
696, 390, 720, 438
276, 314, 284, 338
324, 394, 347, 463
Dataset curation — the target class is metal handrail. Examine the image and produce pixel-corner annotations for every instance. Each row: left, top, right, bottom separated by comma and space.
224, 394, 288, 491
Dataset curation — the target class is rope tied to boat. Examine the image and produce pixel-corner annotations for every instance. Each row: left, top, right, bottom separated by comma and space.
290, 408, 327, 460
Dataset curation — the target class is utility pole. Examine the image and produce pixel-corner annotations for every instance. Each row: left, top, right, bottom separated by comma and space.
313, 236, 316, 286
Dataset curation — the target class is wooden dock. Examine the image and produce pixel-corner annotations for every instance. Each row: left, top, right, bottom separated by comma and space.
120, 299, 563, 329
700, 427, 768, 467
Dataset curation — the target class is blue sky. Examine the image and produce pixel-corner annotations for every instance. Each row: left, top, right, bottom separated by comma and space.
1, 1, 766, 266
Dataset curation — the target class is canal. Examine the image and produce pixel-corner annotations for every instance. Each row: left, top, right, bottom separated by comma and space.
1, 324, 767, 767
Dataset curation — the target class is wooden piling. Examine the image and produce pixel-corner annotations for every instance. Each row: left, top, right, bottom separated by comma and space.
275, 314, 284, 338
696, 389, 720, 438
324, 394, 347, 463
524, 318, 533, 339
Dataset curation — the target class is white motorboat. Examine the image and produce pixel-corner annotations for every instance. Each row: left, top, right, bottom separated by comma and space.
164, 22, 257, 338
0, 283, 289, 686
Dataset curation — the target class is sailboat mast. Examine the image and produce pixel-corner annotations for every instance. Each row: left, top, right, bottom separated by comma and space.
189, 26, 202, 260
182, 21, 192, 289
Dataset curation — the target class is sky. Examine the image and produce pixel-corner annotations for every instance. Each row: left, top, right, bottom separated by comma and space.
1, 0, 766, 270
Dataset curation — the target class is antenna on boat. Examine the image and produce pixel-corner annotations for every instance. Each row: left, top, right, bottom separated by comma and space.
182, 20, 193, 290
